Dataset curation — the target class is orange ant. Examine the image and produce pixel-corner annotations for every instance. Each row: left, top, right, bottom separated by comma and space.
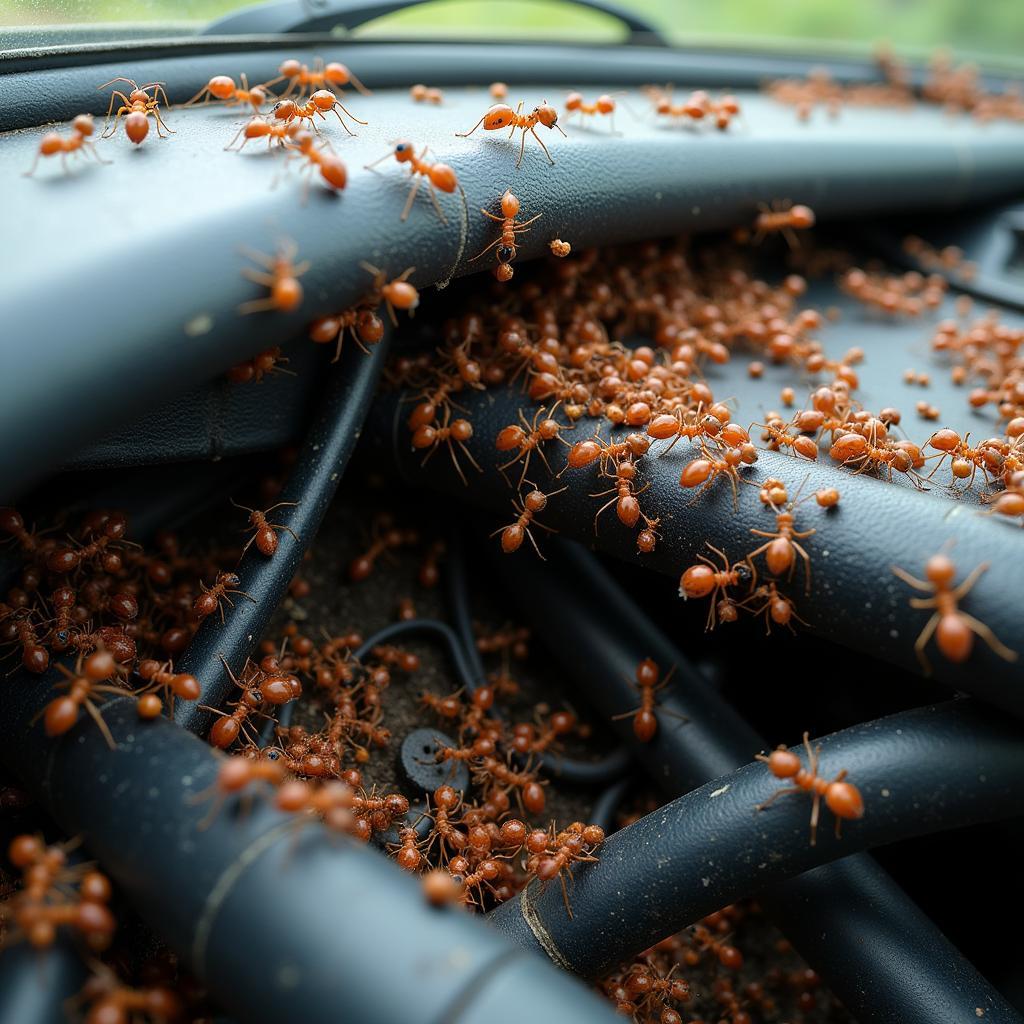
238, 240, 308, 315
636, 512, 662, 554
422, 784, 468, 864
529, 822, 605, 919
227, 346, 294, 384
565, 92, 618, 131
364, 142, 458, 223
612, 657, 681, 741
456, 100, 566, 168
410, 84, 443, 104
224, 116, 301, 152
410, 407, 481, 486
754, 416, 819, 461
272, 90, 365, 136
830, 430, 926, 488
310, 307, 385, 362
495, 405, 567, 486
926, 429, 1003, 490
194, 754, 287, 828
679, 543, 754, 630
134, 659, 200, 719
283, 130, 348, 194
746, 487, 816, 593
390, 826, 424, 871
360, 262, 420, 324
184, 73, 269, 111
751, 201, 815, 247
75, 963, 182, 1024
756, 732, 865, 845
97, 78, 174, 144
492, 484, 565, 558
471, 189, 542, 281
24, 115, 109, 177
232, 499, 299, 556
566, 432, 651, 472
892, 553, 1017, 673
592, 458, 649, 531
739, 582, 807, 635
679, 440, 753, 509
39, 650, 125, 750
193, 570, 254, 623
260, 58, 371, 101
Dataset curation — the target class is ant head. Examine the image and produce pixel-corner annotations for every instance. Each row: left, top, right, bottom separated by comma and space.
279, 58, 302, 77
393, 140, 414, 162
533, 103, 559, 127
483, 104, 516, 129
565, 91, 583, 110
72, 114, 95, 136
129, 89, 150, 104
925, 553, 957, 586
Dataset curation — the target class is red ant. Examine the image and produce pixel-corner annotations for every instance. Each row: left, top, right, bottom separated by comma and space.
422, 784, 468, 863
892, 553, 1017, 673
567, 432, 651, 472
224, 116, 301, 151
565, 91, 618, 131
360, 262, 420, 324
232, 499, 299, 557
39, 650, 125, 750
238, 240, 308, 315
272, 90, 365, 136
679, 543, 753, 630
679, 440, 752, 508
135, 658, 200, 719
492, 484, 565, 558
184, 73, 269, 111
740, 582, 806, 635
756, 731, 864, 845
24, 115, 109, 177
529, 822, 605, 919
612, 657, 681, 741
0, 507, 45, 553
227, 346, 293, 384
5, 611, 50, 673
410, 83, 443, 104
194, 755, 287, 828
97, 78, 174, 144
347, 517, 419, 581
310, 307, 385, 362
495, 405, 567, 485
261, 58, 371, 101
283, 130, 348, 194
592, 457, 649, 531
47, 511, 129, 574
636, 513, 662, 554
746, 489, 816, 593
751, 201, 815, 247
75, 963, 182, 1024
411, 408, 481, 486
926, 429, 1003, 490
193, 571, 254, 623
456, 100, 566, 168
364, 142, 458, 223
755, 416, 819, 461
470, 189, 542, 281
391, 826, 424, 871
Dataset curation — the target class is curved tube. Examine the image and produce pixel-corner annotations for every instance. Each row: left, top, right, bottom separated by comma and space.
176, 338, 390, 735
0, 677, 619, 1024
488, 701, 1024, 987
481, 539, 1020, 1024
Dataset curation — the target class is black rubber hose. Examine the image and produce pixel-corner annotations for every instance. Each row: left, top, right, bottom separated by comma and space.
176, 339, 390, 735
588, 777, 633, 834
482, 539, 1020, 1024
370, 383, 1024, 714
0, 678, 620, 1024
487, 701, 1024, 986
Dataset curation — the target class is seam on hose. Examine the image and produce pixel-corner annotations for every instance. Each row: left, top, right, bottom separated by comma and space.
518, 878, 573, 972
438, 948, 525, 1024
192, 819, 295, 972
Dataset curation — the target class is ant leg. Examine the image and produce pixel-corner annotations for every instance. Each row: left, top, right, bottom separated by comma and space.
241, 269, 276, 286
426, 182, 449, 225
891, 566, 933, 591
515, 213, 543, 230
524, 526, 546, 561
455, 115, 487, 137
755, 785, 802, 811
83, 698, 117, 751
469, 236, 505, 262
334, 100, 367, 127
592, 496, 618, 534
950, 562, 989, 600
559, 870, 573, 919
914, 613, 940, 675
792, 542, 813, 595
237, 297, 282, 314
23, 150, 44, 177
515, 129, 528, 169
224, 122, 249, 151
809, 790, 821, 846
530, 127, 555, 164
153, 108, 175, 137
480, 208, 505, 222
400, 176, 423, 222
960, 613, 1018, 662
329, 106, 356, 136
457, 440, 482, 475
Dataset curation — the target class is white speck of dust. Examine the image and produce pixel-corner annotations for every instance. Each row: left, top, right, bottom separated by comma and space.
184, 314, 213, 337
702, 877, 710, 887
896, 729, 903, 735
182, 775, 193, 787
654, 191, 662, 200
864, 601, 872, 609
710, 785, 730, 798
890, 629, 899, 638
881, 788, 890, 797
691, 206, 701, 215
148, 787, 159, 799
822, 549, 830, 557
979, 774, 987, 783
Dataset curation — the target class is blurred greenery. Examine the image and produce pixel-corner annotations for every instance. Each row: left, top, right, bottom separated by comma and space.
1, 0, 1022, 66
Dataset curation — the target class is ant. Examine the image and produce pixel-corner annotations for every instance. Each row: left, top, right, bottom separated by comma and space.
754, 416, 820, 461
564, 91, 618, 132
470, 189, 542, 281
410, 84, 443, 104
492, 484, 565, 558
926, 429, 1003, 490
746, 486, 816, 593
184, 73, 269, 111
679, 543, 754, 630
39, 650, 125, 750
135, 658, 200, 719
193, 570, 254, 623
283, 130, 348, 195
260, 58, 371, 102
310, 307, 385, 362
756, 732, 864, 845
422, 785, 468, 864
495, 405, 567, 486
5, 611, 50, 673
238, 240, 308, 315
567, 432, 651, 472
75, 963, 182, 1024
194, 754, 287, 827
529, 822, 605, 919
592, 458, 649, 531
360, 262, 420, 325
750, 201, 815, 247
679, 440, 752, 509
740, 582, 806, 635
390, 826, 424, 871
892, 553, 1017, 673
612, 657, 681, 741
364, 142, 458, 223
0, 507, 45, 553
456, 100, 566, 168
224, 116, 301, 152
232, 498, 299, 556
830, 430, 927, 489
411, 407, 481, 486
636, 512, 662, 554
227, 346, 293, 384
97, 78, 173, 144
272, 90, 365, 136
24, 115, 109, 177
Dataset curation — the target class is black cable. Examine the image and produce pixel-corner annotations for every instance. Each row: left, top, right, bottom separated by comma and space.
488, 700, 1024, 990
482, 539, 1021, 1024
0, 680, 621, 1024
176, 339, 390, 736
588, 776, 633, 834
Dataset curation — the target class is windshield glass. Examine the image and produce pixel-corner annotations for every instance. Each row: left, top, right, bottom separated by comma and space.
1, 0, 1021, 68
